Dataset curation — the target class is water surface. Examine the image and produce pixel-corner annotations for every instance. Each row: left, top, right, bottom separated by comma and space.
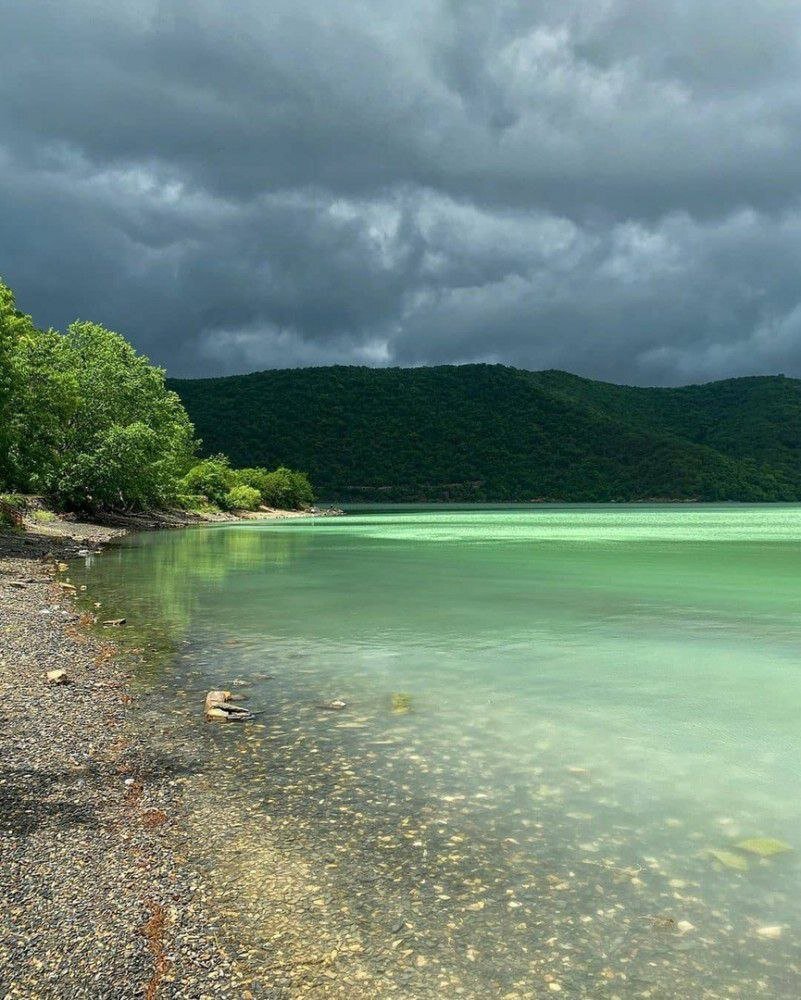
77, 505, 801, 997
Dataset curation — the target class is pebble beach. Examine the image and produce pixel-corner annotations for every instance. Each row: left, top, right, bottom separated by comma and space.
0, 517, 244, 999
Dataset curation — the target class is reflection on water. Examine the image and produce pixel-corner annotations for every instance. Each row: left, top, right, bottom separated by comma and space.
75, 506, 801, 997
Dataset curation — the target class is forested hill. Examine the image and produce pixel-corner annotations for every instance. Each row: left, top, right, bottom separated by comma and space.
168, 366, 801, 502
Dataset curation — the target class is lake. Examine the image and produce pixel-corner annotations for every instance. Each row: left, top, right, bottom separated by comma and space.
76, 505, 801, 997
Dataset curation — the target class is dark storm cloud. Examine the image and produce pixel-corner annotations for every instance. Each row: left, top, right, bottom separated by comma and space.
3, 0, 801, 383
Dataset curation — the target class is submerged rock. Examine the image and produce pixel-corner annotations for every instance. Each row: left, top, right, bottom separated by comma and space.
735, 837, 792, 858
319, 700, 347, 711
707, 849, 748, 872
204, 689, 254, 722
391, 693, 412, 714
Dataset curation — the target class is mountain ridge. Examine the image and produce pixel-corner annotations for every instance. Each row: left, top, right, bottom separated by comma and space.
168, 365, 801, 502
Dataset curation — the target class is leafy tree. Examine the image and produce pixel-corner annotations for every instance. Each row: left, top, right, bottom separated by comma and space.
233, 466, 271, 496
57, 320, 196, 504
0, 279, 316, 513
0, 281, 73, 486
0, 283, 16, 487
57, 422, 171, 510
9, 326, 79, 493
0, 280, 196, 510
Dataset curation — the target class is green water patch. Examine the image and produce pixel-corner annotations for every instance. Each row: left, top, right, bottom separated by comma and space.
73, 506, 801, 996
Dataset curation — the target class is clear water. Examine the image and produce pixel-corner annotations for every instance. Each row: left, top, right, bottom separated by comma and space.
76, 506, 801, 997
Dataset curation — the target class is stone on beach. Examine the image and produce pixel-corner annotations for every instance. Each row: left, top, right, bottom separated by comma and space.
46, 668, 68, 685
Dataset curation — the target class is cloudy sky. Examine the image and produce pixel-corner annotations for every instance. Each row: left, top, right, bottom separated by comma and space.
3, 0, 801, 384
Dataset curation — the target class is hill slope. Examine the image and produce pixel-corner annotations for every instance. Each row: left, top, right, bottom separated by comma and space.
168, 366, 801, 502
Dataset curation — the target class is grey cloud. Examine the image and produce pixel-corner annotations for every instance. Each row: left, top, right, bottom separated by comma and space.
2, 0, 801, 383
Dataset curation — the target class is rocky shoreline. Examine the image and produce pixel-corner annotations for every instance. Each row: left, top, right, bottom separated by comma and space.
0, 509, 324, 999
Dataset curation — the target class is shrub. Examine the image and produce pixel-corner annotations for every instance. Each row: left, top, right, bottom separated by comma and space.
231, 465, 313, 509
260, 466, 314, 509
225, 484, 262, 510
0, 493, 25, 527
233, 467, 270, 495
175, 492, 212, 511
180, 456, 235, 507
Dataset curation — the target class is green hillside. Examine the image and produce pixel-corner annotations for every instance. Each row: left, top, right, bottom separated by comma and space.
168, 366, 801, 502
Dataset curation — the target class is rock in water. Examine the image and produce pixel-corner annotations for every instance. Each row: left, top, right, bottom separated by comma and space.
204, 689, 254, 722
205, 689, 231, 713
707, 848, 748, 871
735, 837, 792, 857
391, 692, 412, 714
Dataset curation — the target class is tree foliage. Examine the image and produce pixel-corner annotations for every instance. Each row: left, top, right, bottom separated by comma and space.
0, 295, 196, 510
0, 280, 313, 512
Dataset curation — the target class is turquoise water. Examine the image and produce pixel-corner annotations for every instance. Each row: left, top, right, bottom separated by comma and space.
78, 506, 801, 997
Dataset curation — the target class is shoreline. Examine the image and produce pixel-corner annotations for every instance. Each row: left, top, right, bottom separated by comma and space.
0, 507, 333, 998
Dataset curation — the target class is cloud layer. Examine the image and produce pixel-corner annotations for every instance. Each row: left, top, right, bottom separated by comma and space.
3, 0, 801, 383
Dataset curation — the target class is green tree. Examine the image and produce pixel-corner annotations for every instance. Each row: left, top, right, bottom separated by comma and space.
8, 326, 78, 493
0, 282, 16, 487
57, 422, 169, 510
232, 466, 314, 509
49, 322, 196, 510
233, 466, 271, 496
0, 282, 62, 488
0, 280, 198, 511
0, 279, 319, 513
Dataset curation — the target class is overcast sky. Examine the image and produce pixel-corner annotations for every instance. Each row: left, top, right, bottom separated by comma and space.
3, 1, 801, 383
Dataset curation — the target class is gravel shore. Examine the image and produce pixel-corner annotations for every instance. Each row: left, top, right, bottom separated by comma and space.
0, 517, 245, 999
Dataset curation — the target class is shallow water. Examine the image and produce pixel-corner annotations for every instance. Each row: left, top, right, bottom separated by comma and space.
78, 505, 801, 997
